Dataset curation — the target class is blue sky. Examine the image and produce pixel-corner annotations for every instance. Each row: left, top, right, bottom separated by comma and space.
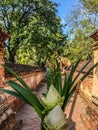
52, 0, 79, 23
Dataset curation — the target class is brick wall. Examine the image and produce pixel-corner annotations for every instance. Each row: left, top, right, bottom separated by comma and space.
0, 29, 9, 87
90, 29, 98, 106
0, 29, 16, 130
0, 29, 46, 130
5, 69, 46, 110
0, 43, 4, 86
80, 30, 98, 130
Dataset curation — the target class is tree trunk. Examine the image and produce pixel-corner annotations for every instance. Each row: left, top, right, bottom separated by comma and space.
9, 53, 15, 63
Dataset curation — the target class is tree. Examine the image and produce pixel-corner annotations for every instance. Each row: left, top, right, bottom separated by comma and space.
64, 3, 98, 63
80, 0, 98, 27
80, 0, 98, 13
0, 0, 66, 64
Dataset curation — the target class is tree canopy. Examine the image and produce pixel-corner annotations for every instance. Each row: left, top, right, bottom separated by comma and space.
64, 1, 98, 63
0, 0, 66, 66
80, 0, 98, 13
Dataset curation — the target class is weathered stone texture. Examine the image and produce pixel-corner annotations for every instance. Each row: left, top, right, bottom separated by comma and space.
0, 92, 16, 130
80, 29, 98, 106
0, 29, 10, 86
0, 29, 16, 130
80, 77, 93, 101
0, 42, 4, 86
5, 70, 46, 110
90, 29, 98, 106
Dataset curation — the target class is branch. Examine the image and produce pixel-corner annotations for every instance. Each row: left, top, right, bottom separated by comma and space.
19, 2, 42, 24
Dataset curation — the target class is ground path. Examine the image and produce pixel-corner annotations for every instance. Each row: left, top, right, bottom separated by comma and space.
15, 82, 88, 130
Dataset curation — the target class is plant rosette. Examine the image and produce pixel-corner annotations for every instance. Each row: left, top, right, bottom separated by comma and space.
41, 85, 64, 113
42, 105, 67, 130
0, 60, 98, 130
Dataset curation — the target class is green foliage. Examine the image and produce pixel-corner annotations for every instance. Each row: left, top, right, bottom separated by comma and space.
80, 0, 98, 13
0, 0, 66, 65
0, 64, 67, 129
65, 3, 98, 63
0, 60, 98, 129
64, 29, 94, 63
47, 60, 98, 110
0, 65, 44, 118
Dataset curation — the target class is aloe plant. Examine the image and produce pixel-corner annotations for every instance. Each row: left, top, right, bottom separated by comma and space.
0, 60, 98, 130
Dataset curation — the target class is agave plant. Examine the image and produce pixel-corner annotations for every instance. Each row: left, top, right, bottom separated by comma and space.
0, 59, 98, 130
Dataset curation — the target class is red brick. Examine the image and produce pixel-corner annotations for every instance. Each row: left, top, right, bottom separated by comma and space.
80, 114, 92, 130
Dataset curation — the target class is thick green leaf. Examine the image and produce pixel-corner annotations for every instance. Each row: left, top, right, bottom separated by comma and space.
3, 65, 44, 111
81, 62, 98, 81
62, 62, 98, 110
70, 60, 91, 87
64, 83, 78, 108
67, 58, 81, 85
3, 65, 32, 92
1, 64, 45, 118
0, 88, 27, 102
61, 73, 68, 98
6, 80, 44, 117
56, 60, 62, 95
62, 59, 81, 97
